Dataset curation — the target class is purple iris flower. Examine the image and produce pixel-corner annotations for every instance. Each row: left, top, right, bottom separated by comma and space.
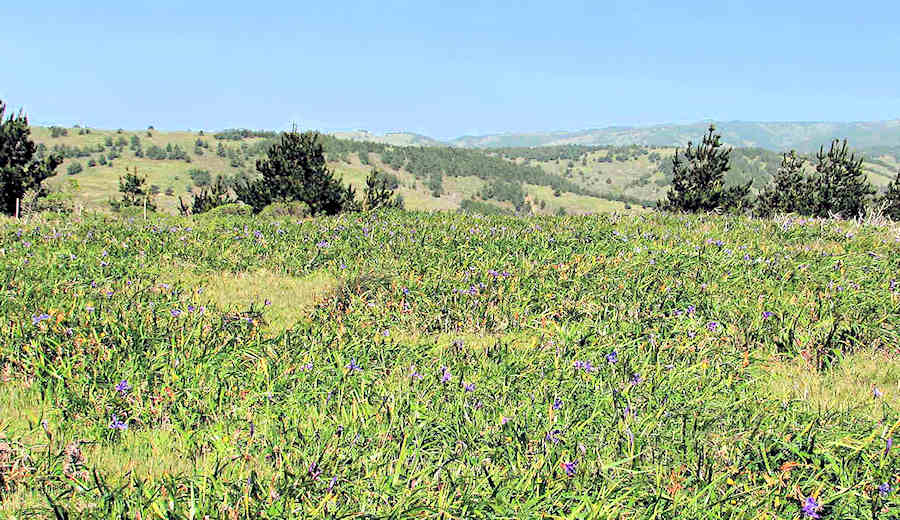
801, 497, 821, 518
170, 309, 182, 317
346, 359, 362, 372
440, 367, 451, 383
115, 379, 131, 396
109, 415, 128, 431
463, 382, 475, 392
606, 350, 618, 364
561, 461, 577, 477
552, 398, 563, 410
879, 483, 892, 496
762, 311, 774, 319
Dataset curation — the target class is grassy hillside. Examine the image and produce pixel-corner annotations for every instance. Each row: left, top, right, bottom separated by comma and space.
31, 126, 898, 217
1, 210, 898, 517
31, 127, 634, 216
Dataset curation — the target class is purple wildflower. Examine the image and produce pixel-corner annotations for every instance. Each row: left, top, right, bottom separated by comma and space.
874, 386, 883, 399
115, 379, 131, 396
545, 429, 561, 444
440, 366, 451, 383
170, 309, 182, 317
552, 397, 563, 410
109, 415, 128, 431
300, 362, 313, 371
32, 313, 51, 326
561, 460, 577, 477
885, 437, 893, 456
463, 382, 475, 392
409, 366, 423, 380
327, 476, 338, 493
762, 311, 774, 320
879, 482, 891, 496
606, 350, 618, 364
308, 463, 321, 480
686, 305, 695, 316
707, 321, 719, 331
345, 359, 362, 372
801, 497, 821, 519
630, 374, 643, 385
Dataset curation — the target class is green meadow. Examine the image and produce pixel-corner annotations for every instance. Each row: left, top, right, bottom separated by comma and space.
1, 210, 898, 518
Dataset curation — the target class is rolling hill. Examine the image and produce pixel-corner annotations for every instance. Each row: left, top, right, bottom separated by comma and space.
29, 124, 900, 217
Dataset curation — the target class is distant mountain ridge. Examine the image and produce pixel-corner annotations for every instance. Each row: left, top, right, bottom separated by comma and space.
337, 120, 900, 152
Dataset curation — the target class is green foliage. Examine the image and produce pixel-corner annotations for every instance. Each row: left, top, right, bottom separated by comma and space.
235, 130, 355, 215
66, 162, 83, 175
213, 128, 277, 140
258, 200, 311, 218
660, 126, 751, 213
361, 169, 403, 211
880, 170, 900, 221
0, 100, 62, 215
756, 151, 812, 216
109, 169, 156, 212
807, 140, 875, 218
458, 198, 513, 215
179, 175, 233, 215
48, 126, 68, 138
187, 168, 212, 187
202, 201, 252, 216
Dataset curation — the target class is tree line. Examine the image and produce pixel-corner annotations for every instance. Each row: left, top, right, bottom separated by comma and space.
660, 126, 900, 220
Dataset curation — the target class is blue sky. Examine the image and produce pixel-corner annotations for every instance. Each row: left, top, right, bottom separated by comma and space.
2, 1, 898, 139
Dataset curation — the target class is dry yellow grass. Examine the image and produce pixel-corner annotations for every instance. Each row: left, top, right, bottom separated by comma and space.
764, 351, 900, 419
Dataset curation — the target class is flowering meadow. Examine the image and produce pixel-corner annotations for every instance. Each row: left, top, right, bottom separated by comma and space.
1, 210, 898, 518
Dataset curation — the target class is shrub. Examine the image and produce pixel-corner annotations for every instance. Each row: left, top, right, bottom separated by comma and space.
187, 168, 211, 187
258, 201, 311, 218
67, 162, 83, 175
203, 202, 252, 217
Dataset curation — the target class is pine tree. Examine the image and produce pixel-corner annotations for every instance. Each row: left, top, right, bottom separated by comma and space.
235, 130, 355, 215
179, 175, 233, 215
809, 140, 874, 218
756, 150, 813, 216
881, 170, 900, 221
0, 100, 63, 215
659, 125, 751, 213
361, 169, 403, 211
110, 168, 156, 211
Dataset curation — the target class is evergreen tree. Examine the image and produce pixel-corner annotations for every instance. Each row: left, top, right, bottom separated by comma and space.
234, 130, 355, 215
659, 125, 751, 213
361, 169, 404, 211
110, 168, 156, 211
179, 175, 233, 215
808, 139, 874, 218
756, 151, 813, 216
881, 170, 900, 221
0, 100, 63, 215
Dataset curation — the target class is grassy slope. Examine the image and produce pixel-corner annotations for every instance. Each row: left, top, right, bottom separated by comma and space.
1, 211, 898, 518
32, 127, 629, 215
